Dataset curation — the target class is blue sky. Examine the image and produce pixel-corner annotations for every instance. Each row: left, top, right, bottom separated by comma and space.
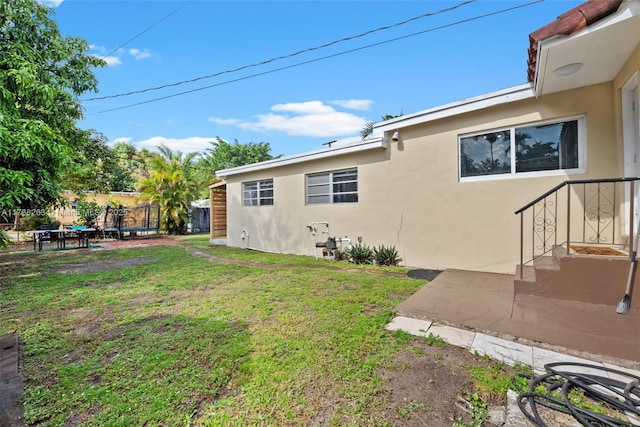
43, 0, 583, 157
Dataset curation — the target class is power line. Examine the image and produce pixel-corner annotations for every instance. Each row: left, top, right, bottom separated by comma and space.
90, 0, 544, 115
84, 0, 477, 101
100, 1, 191, 60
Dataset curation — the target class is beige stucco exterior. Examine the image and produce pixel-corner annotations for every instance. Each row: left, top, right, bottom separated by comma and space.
218, 78, 635, 273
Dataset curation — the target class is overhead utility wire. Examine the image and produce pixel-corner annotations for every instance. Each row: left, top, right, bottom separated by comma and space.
91, 0, 544, 115
84, 0, 477, 101
100, 0, 192, 60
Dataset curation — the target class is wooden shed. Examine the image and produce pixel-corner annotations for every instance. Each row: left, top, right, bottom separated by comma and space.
209, 180, 227, 239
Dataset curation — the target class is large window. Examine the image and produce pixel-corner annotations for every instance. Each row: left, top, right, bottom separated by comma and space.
459, 116, 583, 180
307, 169, 358, 204
243, 179, 273, 206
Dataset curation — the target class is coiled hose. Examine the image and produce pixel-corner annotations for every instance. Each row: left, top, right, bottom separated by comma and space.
513, 362, 640, 426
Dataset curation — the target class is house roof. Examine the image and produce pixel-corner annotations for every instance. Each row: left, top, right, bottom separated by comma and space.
375, 84, 535, 133
527, 0, 624, 83
215, 137, 386, 178
529, 0, 639, 95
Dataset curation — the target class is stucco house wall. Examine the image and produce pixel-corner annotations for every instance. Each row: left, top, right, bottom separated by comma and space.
223, 81, 621, 273
219, 0, 640, 274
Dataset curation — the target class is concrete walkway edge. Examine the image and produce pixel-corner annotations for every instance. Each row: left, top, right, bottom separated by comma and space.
385, 316, 640, 426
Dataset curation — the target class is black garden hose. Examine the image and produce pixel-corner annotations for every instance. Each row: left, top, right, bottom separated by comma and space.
512, 362, 640, 427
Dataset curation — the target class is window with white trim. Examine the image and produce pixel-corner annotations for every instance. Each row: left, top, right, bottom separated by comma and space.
243, 179, 273, 206
307, 169, 358, 204
459, 116, 584, 180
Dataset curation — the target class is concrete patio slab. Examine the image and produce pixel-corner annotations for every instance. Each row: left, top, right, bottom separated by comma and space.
397, 269, 640, 366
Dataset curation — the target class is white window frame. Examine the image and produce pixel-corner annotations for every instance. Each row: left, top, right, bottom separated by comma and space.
243, 179, 274, 207
306, 168, 358, 205
459, 115, 587, 182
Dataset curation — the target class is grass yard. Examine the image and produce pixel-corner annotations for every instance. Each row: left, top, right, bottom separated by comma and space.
0, 236, 522, 426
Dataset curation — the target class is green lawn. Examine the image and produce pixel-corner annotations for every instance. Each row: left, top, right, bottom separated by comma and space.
0, 236, 427, 426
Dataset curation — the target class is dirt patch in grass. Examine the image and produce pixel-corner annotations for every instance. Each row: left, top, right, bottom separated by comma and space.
379, 341, 505, 427
54, 257, 155, 274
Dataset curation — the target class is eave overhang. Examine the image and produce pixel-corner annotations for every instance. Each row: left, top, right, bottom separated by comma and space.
532, 0, 640, 96
374, 84, 535, 133
215, 137, 386, 178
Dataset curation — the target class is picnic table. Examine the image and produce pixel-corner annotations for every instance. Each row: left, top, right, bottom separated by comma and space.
26, 227, 96, 251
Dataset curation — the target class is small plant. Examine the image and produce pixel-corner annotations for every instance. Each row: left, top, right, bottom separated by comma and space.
373, 244, 402, 266
425, 333, 449, 348
18, 214, 59, 231
0, 228, 9, 249
75, 197, 102, 228
396, 400, 427, 419
453, 392, 487, 427
345, 243, 374, 264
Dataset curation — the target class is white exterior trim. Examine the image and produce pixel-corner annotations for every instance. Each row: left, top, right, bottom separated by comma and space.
375, 84, 535, 133
216, 137, 386, 178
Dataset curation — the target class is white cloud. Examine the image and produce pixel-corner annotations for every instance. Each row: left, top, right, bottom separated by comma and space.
212, 101, 368, 138
131, 136, 216, 154
271, 101, 335, 115
242, 111, 366, 137
101, 56, 122, 66
208, 117, 242, 125
89, 46, 122, 67
129, 48, 152, 60
37, 0, 64, 7
331, 99, 374, 111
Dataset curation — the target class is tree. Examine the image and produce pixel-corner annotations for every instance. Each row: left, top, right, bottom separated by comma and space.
0, 0, 105, 217
138, 144, 198, 235
112, 141, 160, 185
360, 114, 401, 140
195, 138, 278, 197
61, 131, 135, 193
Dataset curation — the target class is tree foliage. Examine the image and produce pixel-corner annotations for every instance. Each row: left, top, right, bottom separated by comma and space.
200, 137, 276, 172
195, 137, 278, 197
0, 0, 105, 213
138, 144, 198, 235
360, 114, 402, 140
112, 141, 160, 185
60, 131, 135, 193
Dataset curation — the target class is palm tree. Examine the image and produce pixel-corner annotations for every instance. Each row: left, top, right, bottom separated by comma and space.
360, 114, 402, 140
138, 144, 198, 235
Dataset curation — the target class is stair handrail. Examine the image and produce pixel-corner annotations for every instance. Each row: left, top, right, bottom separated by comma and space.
515, 177, 640, 215
515, 176, 640, 279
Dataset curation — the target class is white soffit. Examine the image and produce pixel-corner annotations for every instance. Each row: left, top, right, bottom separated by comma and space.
536, 0, 640, 96
216, 137, 386, 178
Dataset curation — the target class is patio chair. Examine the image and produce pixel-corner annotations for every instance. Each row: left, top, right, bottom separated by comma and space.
37, 225, 59, 250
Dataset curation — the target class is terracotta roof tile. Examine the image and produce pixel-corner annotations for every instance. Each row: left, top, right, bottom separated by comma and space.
527, 0, 623, 82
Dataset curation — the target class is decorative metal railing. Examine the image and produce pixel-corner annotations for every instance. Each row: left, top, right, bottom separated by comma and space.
515, 177, 640, 278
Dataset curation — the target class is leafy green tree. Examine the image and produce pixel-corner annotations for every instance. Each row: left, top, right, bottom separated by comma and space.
195, 137, 278, 197
138, 144, 198, 234
0, 0, 105, 215
112, 141, 160, 185
61, 131, 135, 193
